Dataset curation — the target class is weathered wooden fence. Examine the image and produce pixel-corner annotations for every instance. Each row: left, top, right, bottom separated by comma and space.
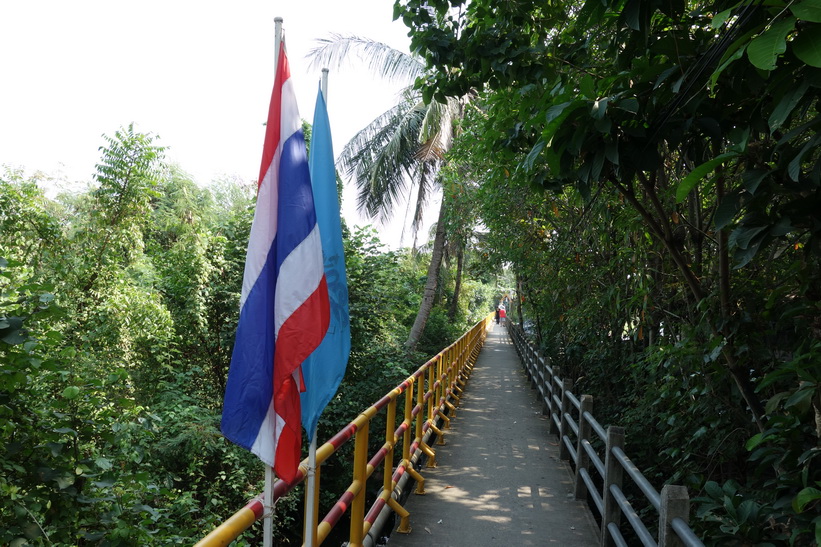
508, 322, 705, 547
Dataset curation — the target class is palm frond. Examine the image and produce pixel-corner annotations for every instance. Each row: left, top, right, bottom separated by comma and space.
410, 163, 436, 233
312, 34, 472, 240
337, 97, 432, 222
307, 34, 424, 85
416, 97, 463, 163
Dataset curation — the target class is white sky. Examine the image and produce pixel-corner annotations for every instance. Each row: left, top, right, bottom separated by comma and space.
0, 0, 433, 249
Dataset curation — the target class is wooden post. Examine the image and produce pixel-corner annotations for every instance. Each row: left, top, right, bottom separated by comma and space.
527, 344, 536, 386
558, 378, 573, 460
574, 394, 593, 500
601, 426, 625, 547
535, 352, 547, 414
658, 485, 689, 547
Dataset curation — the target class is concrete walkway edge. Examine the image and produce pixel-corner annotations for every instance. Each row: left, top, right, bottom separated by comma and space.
388, 323, 599, 546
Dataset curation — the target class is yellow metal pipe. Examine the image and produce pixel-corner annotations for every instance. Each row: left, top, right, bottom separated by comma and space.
194, 498, 263, 547
349, 421, 369, 546
389, 496, 411, 533
403, 378, 415, 463
384, 399, 397, 492
437, 408, 451, 431
421, 439, 437, 468
199, 316, 494, 547
408, 465, 426, 495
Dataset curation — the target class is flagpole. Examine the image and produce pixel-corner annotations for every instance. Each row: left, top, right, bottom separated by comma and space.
263, 17, 284, 547
302, 68, 330, 547
263, 466, 274, 547
304, 428, 319, 546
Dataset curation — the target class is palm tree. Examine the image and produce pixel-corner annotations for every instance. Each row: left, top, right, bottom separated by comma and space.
309, 34, 465, 351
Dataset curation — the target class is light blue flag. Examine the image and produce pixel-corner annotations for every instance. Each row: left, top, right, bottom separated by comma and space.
301, 84, 351, 441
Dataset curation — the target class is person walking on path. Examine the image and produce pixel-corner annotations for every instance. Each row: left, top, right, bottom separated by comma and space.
499, 305, 507, 325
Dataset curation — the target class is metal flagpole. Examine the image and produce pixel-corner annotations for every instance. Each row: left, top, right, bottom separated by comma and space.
321, 67, 329, 100
263, 18, 284, 547
263, 466, 274, 547
304, 429, 319, 546
303, 67, 330, 547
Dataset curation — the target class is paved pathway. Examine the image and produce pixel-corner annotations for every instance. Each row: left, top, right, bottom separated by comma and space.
388, 323, 599, 546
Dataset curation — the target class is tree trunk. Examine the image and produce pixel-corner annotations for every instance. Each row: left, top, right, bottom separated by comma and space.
610, 172, 767, 432
515, 272, 524, 326
406, 202, 447, 351
447, 247, 464, 321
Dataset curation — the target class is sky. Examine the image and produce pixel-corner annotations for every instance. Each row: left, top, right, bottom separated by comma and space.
0, 0, 433, 249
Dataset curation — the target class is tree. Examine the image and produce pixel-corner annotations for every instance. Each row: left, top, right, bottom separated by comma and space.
395, 0, 821, 541
309, 34, 467, 351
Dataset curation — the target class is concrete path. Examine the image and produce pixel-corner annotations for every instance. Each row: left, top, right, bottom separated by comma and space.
388, 323, 599, 546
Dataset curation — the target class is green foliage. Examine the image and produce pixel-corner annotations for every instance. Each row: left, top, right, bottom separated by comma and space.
396, 0, 821, 543
2, 135, 495, 546
0, 135, 261, 544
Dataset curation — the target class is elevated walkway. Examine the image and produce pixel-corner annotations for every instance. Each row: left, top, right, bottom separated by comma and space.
389, 323, 599, 546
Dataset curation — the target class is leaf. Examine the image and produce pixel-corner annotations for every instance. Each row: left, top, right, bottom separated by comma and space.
592, 98, 609, 120
676, 152, 738, 202
742, 169, 769, 195
769, 216, 793, 237
56, 474, 75, 489
711, 28, 757, 88
788, 135, 821, 181
546, 101, 574, 123
793, 487, 821, 512
654, 66, 679, 89
784, 386, 814, 413
0, 316, 26, 345
543, 100, 586, 145
712, 7, 734, 28
616, 97, 639, 113
747, 18, 796, 71
605, 141, 619, 165
62, 386, 81, 400
95, 457, 113, 471
711, 46, 746, 90
579, 75, 596, 99
591, 149, 605, 181
746, 432, 766, 450
624, 0, 642, 30
792, 28, 821, 67
728, 126, 751, 153
764, 391, 790, 413
705, 481, 724, 499
595, 116, 613, 133
523, 138, 546, 171
715, 192, 740, 230
737, 500, 759, 524
790, 0, 821, 22
729, 224, 768, 249
733, 232, 765, 267
769, 82, 810, 133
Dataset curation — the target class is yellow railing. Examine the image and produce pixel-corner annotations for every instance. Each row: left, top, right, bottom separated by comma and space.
196, 314, 493, 546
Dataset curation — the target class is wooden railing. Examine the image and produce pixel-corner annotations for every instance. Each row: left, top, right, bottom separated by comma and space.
507, 321, 705, 547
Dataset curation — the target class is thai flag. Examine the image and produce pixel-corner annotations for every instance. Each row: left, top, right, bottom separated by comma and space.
221, 39, 330, 484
